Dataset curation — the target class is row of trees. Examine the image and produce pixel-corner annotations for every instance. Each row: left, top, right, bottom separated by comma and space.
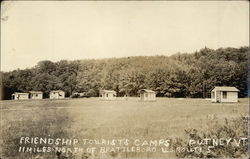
1, 47, 249, 99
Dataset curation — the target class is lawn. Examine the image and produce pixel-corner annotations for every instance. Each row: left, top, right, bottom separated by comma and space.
0, 98, 248, 159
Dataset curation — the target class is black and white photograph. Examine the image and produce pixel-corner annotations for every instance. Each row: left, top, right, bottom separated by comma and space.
0, 1, 249, 159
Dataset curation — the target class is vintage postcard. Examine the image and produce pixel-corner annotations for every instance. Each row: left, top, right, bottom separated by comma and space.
0, 1, 249, 159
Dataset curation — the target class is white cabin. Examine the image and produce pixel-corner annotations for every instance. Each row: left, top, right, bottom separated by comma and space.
99, 90, 116, 100
29, 91, 43, 99
12, 92, 29, 100
49, 90, 65, 99
211, 86, 239, 103
138, 89, 156, 101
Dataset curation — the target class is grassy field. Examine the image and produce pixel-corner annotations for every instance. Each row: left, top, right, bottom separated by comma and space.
0, 98, 248, 159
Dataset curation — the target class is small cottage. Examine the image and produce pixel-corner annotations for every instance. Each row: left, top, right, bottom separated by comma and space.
29, 91, 43, 99
211, 86, 239, 103
138, 89, 156, 101
49, 90, 65, 99
99, 90, 116, 100
12, 92, 29, 100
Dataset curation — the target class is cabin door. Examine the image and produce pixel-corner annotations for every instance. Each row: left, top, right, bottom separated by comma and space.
216, 91, 221, 103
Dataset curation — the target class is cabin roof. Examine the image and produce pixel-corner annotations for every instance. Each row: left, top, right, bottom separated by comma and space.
212, 86, 239, 92
12, 92, 29, 95
138, 89, 155, 93
50, 90, 64, 93
29, 91, 43, 94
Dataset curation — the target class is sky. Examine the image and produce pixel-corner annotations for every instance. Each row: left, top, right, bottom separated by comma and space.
1, 1, 249, 71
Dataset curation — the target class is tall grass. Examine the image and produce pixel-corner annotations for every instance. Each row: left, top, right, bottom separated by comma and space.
0, 98, 248, 158
172, 115, 248, 158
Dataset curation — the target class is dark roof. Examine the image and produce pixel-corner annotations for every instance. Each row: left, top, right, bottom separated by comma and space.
212, 86, 239, 92
12, 92, 29, 95
29, 91, 43, 94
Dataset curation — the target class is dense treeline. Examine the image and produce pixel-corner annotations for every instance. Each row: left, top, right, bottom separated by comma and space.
1, 47, 249, 99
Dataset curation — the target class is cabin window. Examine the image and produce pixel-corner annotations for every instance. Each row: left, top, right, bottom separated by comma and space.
145, 93, 148, 97
212, 92, 215, 98
222, 91, 227, 99
106, 94, 108, 97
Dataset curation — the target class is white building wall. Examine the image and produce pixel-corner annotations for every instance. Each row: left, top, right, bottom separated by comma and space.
107, 93, 116, 100
58, 92, 65, 99
149, 93, 156, 101
212, 91, 238, 103
211, 91, 216, 102
99, 92, 116, 100
141, 92, 156, 101
50, 91, 65, 99
31, 93, 43, 99
152, 93, 156, 100
14, 94, 29, 100
50, 93, 58, 99
220, 92, 238, 103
